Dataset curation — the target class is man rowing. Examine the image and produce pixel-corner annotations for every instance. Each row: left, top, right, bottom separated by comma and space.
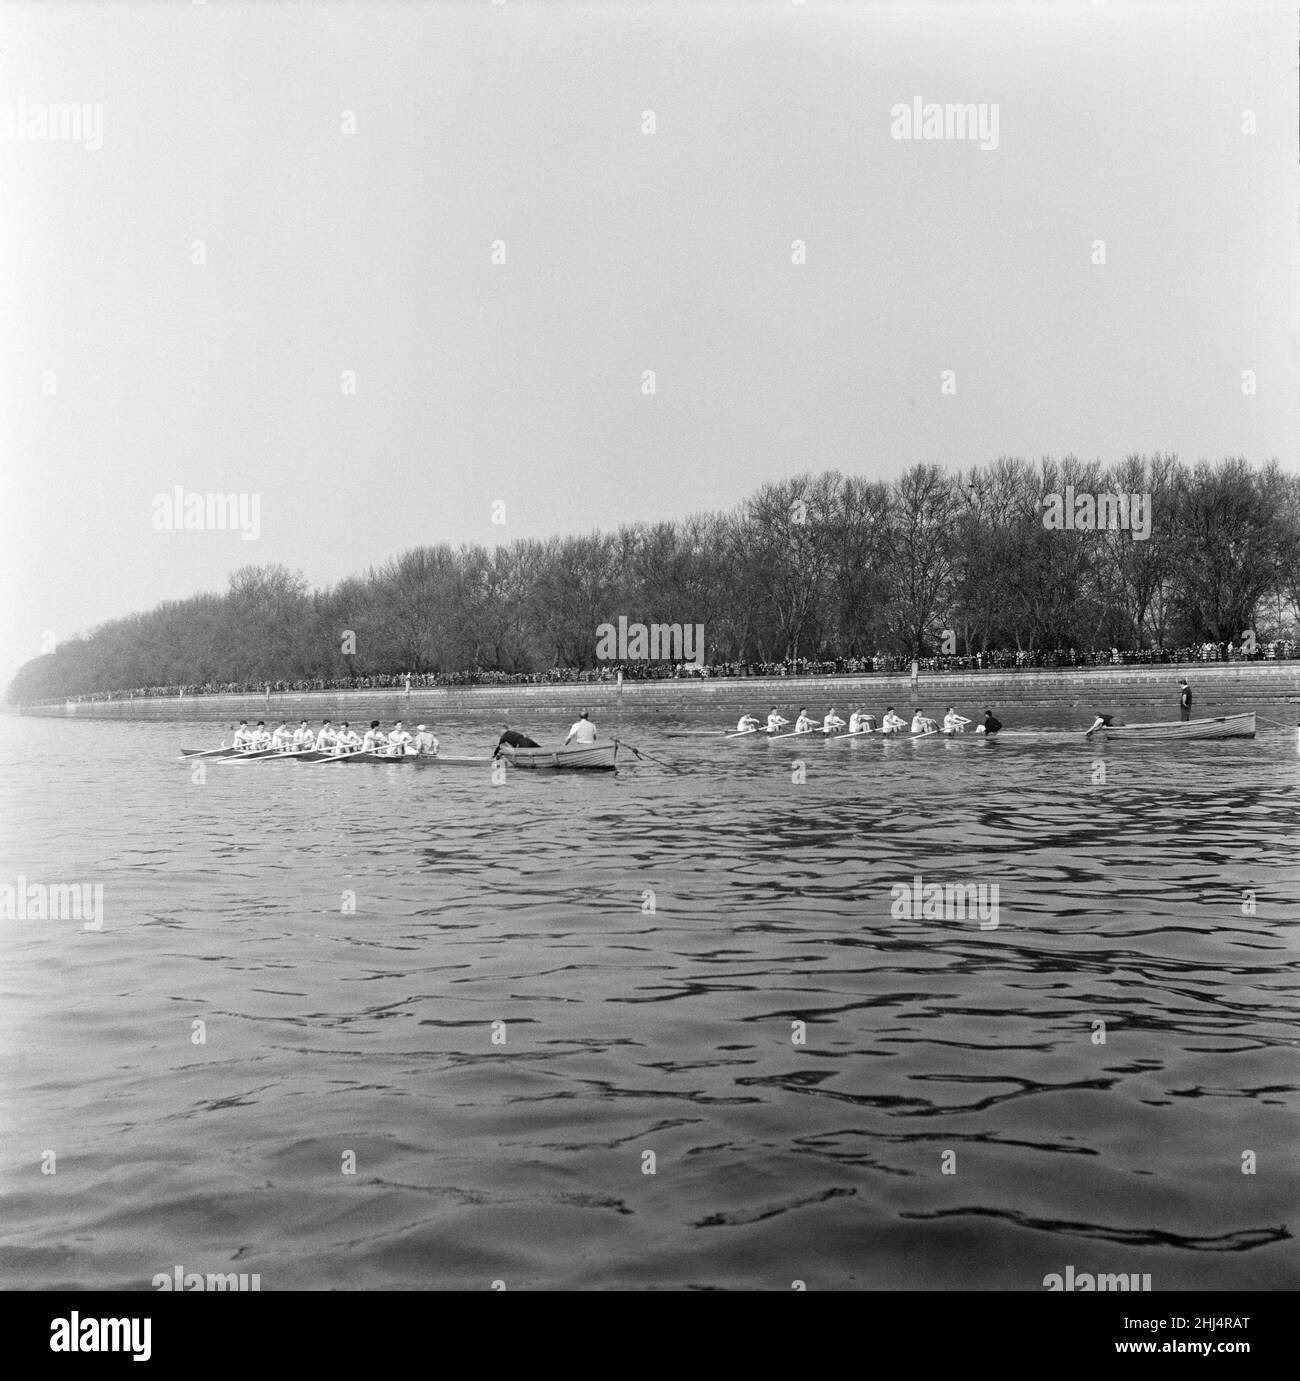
766, 707, 788, 733
387, 721, 413, 757
736, 714, 761, 733
565, 711, 597, 746
494, 724, 539, 758
232, 719, 253, 747
978, 708, 1002, 736
270, 720, 293, 751
335, 722, 361, 754
910, 708, 938, 734
942, 706, 971, 734
793, 707, 815, 734
848, 711, 876, 735
1084, 713, 1115, 736
823, 708, 846, 734
252, 721, 271, 748
413, 724, 439, 755
313, 720, 335, 752
880, 706, 906, 735
292, 720, 314, 749
361, 720, 386, 752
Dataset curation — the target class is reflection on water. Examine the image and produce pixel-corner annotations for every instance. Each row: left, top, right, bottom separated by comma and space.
0, 713, 1296, 1289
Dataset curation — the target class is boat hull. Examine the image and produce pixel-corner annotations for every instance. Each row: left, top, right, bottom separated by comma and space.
499, 740, 618, 770
1094, 713, 1255, 741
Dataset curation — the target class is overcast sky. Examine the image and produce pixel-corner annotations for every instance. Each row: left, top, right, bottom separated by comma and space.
1, 0, 1295, 688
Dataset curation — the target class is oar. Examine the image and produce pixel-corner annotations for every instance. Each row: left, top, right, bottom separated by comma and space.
827, 727, 879, 743
724, 727, 760, 739
768, 726, 819, 741
312, 748, 376, 764
181, 742, 233, 758
615, 740, 682, 773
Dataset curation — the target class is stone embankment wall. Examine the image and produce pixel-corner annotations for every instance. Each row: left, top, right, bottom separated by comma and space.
17, 663, 1299, 724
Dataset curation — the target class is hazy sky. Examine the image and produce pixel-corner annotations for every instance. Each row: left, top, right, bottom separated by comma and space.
2, 0, 1295, 688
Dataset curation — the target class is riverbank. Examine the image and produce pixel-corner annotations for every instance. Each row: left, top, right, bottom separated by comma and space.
15, 662, 1299, 722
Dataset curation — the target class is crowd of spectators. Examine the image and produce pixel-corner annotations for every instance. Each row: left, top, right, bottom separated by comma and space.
41, 639, 1300, 704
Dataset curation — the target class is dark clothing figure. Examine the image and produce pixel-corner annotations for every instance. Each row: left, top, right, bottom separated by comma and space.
494, 729, 540, 757
1179, 683, 1192, 721
982, 712, 1002, 735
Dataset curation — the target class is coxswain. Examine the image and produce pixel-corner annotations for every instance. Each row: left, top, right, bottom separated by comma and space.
794, 707, 815, 734
942, 707, 971, 734
387, 721, 413, 757
880, 707, 906, 735
494, 725, 539, 757
736, 714, 760, 733
978, 708, 1002, 736
565, 711, 597, 746
823, 708, 846, 734
270, 720, 292, 750
361, 720, 386, 752
412, 724, 439, 756
335, 722, 362, 754
232, 720, 252, 747
766, 707, 788, 733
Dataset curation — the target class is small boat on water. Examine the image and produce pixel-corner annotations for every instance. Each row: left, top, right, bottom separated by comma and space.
497, 739, 618, 770
1088, 712, 1256, 741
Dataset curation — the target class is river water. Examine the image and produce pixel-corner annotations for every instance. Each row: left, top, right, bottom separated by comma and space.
1, 711, 1296, 1291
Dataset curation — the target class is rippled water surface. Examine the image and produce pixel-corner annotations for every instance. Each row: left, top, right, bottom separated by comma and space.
1, 712, 1297, 1290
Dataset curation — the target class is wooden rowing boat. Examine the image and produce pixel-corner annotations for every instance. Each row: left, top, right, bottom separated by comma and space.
1089, 712, 1256, 741
498, 740, 618, 770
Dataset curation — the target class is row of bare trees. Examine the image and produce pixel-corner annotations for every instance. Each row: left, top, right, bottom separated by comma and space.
10, 455, 1299, 701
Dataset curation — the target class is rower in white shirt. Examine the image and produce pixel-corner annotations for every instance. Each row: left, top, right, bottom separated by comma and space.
736, 714, 760, 733
766, 708, 788, 734
387, 721, 413, 756
292, 720, 314, 749
335, 723, 361, 754
848, 711, 876, 735
412, 725, 438, 755
823, 708, 846, 734
361, 720, 386, 753
232, 720, 253, 747
270, 721, 292, 750
942, 706, 971, 734
880, 707, 907, 735
910, 709, 938, 734
252, 721, 272, 748
565, 711, 597, 746
313, 720, 336, 752
794, 708, 815, 734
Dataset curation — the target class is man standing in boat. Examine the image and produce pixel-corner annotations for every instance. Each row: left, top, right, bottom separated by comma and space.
494, 724, 539, 758
564, 711, 597, 746
1179, 678, 1192, 721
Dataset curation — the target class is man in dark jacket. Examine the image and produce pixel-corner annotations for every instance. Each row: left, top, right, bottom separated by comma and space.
494, 724, 540, 758
1179, 679, 1192, 721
